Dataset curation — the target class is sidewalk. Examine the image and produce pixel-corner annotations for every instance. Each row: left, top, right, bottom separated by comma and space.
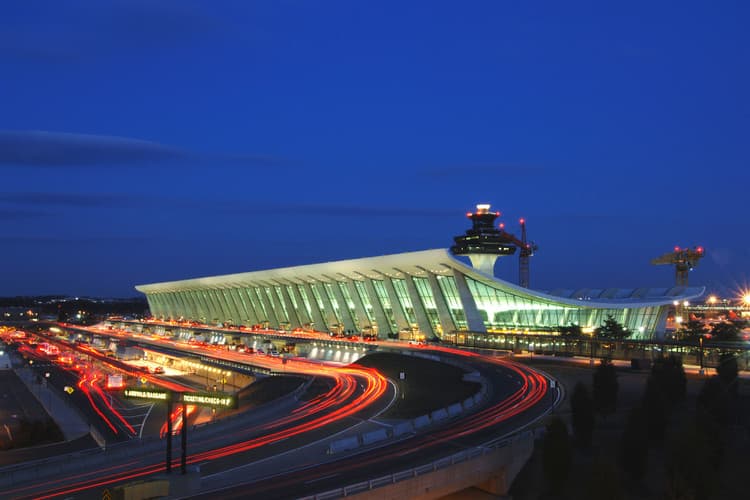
14, 366, 90, 441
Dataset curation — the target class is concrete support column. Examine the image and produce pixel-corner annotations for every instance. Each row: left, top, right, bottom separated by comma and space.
382, 278, 410, 332
311, 282, 340, 332
228, 287, 257, 325
208, 289, 231, 324
174, 290, 191, 318
146, 294, 161, 318
360, 277, 392, 337
426, 273, 456, 339
345, 280, 372, 331
288, 284, 312, 327
402, 274, 434, 338
302, 283, 330, 331
327, 280, 357, 333
257, 286, 280, 328
219, 288, 243, 325
278, 283, 302, 329
244, 287, 265, 325
452, 271, 486, 333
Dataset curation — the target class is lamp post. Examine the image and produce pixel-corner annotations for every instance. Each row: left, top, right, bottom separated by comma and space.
698, 336, 705, 376
44, 372, 51, 409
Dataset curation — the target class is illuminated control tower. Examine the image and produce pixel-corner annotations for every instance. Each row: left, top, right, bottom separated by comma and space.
450, 204, 516, 276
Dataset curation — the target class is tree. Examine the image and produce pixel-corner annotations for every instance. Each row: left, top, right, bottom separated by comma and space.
542, 417, 572, 495
664, 421, 720, 500
619, 406, 648, 481
682, 319, 708, 340
648, 355, 687, 412
642, 356, 686, 446
559, 323, 582, 338
710, 321, 741, 341
716, 353, 738, 394
594, 315, 630, 340
586, 457, 624, 500
697, 376, 730, 428
593, 358, 618, 417
570, 382, 595, 448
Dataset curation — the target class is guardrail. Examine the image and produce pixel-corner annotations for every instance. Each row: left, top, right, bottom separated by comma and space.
310, 431, 533, 499
326, 380, 489, 455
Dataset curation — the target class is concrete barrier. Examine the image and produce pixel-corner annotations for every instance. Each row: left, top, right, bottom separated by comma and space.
430, 408, 449, 422
413, 414, 431, 429
462, 397, 475, 409
447, 403, 463, 417
328, 435, 360, 454
392, 421, 414, 437
361, 428, 389, 446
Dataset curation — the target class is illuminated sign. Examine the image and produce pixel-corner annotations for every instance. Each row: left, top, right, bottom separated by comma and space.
181, 392, 237, 409
124, 389, 171, 401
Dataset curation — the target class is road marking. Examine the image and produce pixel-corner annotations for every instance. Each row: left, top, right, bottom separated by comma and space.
139, 403, 155, 439
304, 473, 340, 484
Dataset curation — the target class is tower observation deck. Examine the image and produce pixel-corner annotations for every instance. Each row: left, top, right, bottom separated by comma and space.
450, 204, 516, 275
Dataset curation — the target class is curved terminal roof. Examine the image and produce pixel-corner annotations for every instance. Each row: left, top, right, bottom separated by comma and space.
136, 248, 704, 309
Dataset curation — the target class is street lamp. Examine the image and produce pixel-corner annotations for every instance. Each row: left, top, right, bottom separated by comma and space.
44, 372, 51, 408
698, 336, 705, 376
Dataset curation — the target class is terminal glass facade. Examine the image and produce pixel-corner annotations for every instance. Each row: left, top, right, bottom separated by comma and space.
137, 249, 703, 341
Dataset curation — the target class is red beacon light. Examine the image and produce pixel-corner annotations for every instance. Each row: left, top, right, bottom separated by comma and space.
519, 218, 525, 224
674, 246, 681, 252
697, 246, 704, 253
498, 223, 505, 229
466, 212, 473, 218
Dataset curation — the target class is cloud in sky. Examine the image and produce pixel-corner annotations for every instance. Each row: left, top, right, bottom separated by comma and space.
0, 131, 186, 167
0, 130, 284, 169
0, 208, 51, 220
0, 191, 139, 207
215, 202, 461, 218
421, 163, 551, 179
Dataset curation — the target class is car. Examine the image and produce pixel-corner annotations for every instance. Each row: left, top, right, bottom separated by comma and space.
152, 366, 165, 374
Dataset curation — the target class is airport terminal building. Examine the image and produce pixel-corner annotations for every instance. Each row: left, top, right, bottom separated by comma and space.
136, 248, 703, 341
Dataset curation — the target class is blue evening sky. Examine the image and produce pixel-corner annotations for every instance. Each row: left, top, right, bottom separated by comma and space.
0, 1, 748, 297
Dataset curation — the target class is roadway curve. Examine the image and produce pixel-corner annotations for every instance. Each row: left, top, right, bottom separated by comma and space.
199, 348, 555, 499
7, 326, 556, 499
6, 331, 390, 499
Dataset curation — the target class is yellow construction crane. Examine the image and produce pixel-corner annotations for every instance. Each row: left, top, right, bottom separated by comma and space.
651, 246, 705, 287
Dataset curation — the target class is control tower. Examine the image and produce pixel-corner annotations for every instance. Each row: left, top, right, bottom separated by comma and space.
450, 204, 516, 276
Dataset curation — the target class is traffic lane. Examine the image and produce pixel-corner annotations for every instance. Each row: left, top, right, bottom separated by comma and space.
195, 373, 395, 477
202, 362, 555, 499
22, 353, 126, 443
8, 371, 385, 499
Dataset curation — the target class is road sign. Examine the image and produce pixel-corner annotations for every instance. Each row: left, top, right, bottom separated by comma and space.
123, 388, 172, 402
181, 392, 238, 409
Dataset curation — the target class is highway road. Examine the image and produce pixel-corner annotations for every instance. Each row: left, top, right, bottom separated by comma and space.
2, 324, 557, 499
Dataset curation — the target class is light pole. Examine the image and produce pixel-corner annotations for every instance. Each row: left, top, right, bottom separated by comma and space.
44, 372, 51, 409
698, 336, 705, 376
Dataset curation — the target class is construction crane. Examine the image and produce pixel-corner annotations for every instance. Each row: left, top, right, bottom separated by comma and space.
498, 218, 538, 288
651, 246, 705, 287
